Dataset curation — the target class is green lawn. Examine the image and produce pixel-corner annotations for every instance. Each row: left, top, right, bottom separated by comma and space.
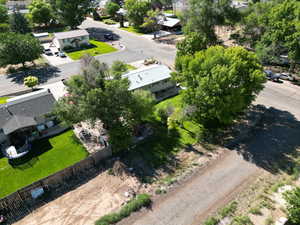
0, 97, 9, 104
66, 40, 117, 60
0, 130, 88, 198
163, 9, 174, 14
121, 26, 145, 35
126, 64, 137, 71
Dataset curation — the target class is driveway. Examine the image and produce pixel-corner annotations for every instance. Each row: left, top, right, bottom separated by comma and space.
42, 43, 73, 66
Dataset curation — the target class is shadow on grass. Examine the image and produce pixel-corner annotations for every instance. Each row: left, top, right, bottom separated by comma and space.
228, 107, 300, 174
9, 139, 53, 169
118, 121, 182, 183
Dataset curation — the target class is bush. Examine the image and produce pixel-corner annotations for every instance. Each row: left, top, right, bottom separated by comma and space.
103, 19, 117, 25
204, 216, 219, 225
219, 201, 238, 218
232, 215, 253, 225
95, 194, 151, 225
284, 187, 300, 225
249, 207, 262, 215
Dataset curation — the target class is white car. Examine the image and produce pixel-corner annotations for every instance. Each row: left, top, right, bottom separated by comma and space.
280, 72, 295, 81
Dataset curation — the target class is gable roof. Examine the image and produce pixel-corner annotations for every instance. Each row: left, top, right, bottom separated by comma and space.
54, 29, 89, 40
123, 65, 172, 91
0, 89, 56, 135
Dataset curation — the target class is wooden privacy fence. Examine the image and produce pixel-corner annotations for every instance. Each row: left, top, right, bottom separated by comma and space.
0, 147, 112, 224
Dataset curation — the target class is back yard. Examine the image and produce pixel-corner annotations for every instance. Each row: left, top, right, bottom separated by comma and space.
0, 130, 88, 198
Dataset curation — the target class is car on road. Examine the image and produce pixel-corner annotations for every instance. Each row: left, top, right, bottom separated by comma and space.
43, 48, 53, 56
279, 72, 295, 81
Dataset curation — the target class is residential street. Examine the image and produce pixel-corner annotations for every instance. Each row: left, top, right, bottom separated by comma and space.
118, 81, 300, 225
0, 19, 176, 97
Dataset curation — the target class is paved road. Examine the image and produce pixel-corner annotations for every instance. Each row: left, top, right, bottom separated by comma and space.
0, 19, 176, 96
119, 81, 300, 225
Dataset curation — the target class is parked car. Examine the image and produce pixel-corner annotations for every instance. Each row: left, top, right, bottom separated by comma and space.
104, 33, 114, 40
279, 72, 295, 81
43, 48, 52, 56
264, 70, 281, 82
271, 73, 281, 82
58, 51, 66, 58
264, 70, 273, 80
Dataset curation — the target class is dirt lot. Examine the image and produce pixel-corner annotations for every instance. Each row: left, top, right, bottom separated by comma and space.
14, 172, 140, 225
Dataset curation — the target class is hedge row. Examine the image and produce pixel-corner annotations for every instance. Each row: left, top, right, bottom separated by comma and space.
95, 194, 151, 225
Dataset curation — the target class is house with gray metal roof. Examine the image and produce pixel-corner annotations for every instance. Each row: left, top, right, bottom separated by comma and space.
53, 29, 90, 50
122, 64, 178, 100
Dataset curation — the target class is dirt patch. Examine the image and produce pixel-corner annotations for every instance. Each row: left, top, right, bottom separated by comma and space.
14, 170, 141, 225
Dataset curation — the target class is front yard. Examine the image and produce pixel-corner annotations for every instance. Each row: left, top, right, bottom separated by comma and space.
0, 130, 88, 198
66, 40, 117, 60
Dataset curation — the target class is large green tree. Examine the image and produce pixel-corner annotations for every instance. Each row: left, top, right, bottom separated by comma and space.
125, 0, 150, 28
234, 0, 300, 69
54, 58, 155, 152
0, 4, 8, 23
0, 33, 42, 67
105, 1, 120, 19
176, 32, 209, 57
181, 0, 240, 44
28, 0, 54, 26
55, 0, 92, 29
9, 10, 31, 34
141, 10, 162, 37
173, 46, 265, 129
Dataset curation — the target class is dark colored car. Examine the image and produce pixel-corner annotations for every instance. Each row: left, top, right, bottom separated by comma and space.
104, 33, 114, 40
43, 48, 53, 56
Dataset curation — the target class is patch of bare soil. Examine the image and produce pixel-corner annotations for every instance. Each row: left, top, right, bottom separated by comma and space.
156, 34, 184, 46
14, 170, 141, 225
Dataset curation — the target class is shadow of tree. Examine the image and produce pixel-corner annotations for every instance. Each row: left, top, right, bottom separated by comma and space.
9, 139, 53, 168
6, 66, 61, 84
228, 107, 300, 174
85, 27, 121, 42
117, 121, 182, 183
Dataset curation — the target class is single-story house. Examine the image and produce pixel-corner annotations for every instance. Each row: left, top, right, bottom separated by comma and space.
0, 89, 59, 159
159, 16, 181, 30
123, 65, 178, 100
53, 30, 90, 50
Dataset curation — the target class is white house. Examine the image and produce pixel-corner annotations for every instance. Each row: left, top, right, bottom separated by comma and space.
123, 65, 178, 100
53, 30, 90, 50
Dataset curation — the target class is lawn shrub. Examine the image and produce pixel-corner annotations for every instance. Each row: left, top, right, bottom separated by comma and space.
232, 215, 253, 225
103, 19, 117, 25
95, 194, 151, 225
249, 207, 262, 215
203, 216, 219, 225
219, 201, 238, 218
